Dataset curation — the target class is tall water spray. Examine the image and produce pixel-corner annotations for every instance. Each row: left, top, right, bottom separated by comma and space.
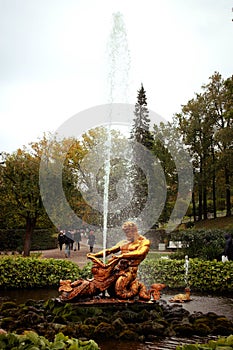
102, 12, 131, 262
184, 255, 189, 287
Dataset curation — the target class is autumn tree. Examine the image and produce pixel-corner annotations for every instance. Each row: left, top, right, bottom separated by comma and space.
203, 72, 233, 217
0, 148, 46, 256
0, 135, 83, 256
177, 72, 233, 220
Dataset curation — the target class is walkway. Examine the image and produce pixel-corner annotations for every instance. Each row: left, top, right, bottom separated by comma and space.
38, 241, 100, 268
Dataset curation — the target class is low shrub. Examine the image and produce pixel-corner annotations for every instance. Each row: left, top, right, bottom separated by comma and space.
170, 229, 231, 260
0, 256, 81, 289
139, 257, 233, 293
0, 228, 57, 252
0, 331, 100, 350
176, 334, 233, 349
1, 254, 233, 294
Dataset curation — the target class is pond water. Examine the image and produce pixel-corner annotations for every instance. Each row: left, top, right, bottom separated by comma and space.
1, 289, 232, 320
0, 287, 59, 304
0, 289, 232, 350
99, 336, 219, 350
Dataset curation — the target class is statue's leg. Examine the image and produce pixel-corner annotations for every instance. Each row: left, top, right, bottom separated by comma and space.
138, 282, 150, 301
115, 272, 138, 299
60, 280, 97, 301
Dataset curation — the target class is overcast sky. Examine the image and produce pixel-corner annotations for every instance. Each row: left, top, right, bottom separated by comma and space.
0, 0, 232, 153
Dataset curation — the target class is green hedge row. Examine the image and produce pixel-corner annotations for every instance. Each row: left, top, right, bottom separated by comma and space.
1, 255, 233, 293
0, 257, 81, 289
139, 258, 233, 293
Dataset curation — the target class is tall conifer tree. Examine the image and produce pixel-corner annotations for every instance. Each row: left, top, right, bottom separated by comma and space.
131, 84, 154, 149
129, 84, 154, 222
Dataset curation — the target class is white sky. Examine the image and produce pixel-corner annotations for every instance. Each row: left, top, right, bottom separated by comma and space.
0, 0, 232, 153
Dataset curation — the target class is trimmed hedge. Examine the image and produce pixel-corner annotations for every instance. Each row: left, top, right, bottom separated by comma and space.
1, 255, 233, 293
0, 256, 81, 289
139, 258, 233, 293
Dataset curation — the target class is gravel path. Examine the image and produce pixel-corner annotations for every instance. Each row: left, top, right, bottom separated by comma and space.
38, 242, 101, 268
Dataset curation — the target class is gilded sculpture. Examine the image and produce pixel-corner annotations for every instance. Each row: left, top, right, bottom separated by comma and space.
59, 221, 165, 302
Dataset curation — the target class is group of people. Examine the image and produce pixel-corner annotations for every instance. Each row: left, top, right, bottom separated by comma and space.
57, 228, 96, 257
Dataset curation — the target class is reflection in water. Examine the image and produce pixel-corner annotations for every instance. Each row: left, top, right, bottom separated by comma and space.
99, 336, 219, 350
0, 288, 59, 304
162, 293, 233, 321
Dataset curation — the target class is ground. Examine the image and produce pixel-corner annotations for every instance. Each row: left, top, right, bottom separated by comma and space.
38, 241, 100, 268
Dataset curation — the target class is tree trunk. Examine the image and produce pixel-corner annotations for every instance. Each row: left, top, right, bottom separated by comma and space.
198, 159, 203, 221
192, 191, 196, 222
203, 185, 208, 220
23, 216, 36, 257
211, 146, 217, 219
203, 155, 208, 220
225, 166, 231, 217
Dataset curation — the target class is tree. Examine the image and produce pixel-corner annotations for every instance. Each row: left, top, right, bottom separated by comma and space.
177, 93, 217, 220
131, 84, 154, 149
129, 84, 155, 220
0, 135, 82, 256
176, 72, 233, 220
203, 72, 233, 217
152, 120, 193, 227
0, 148, 46, 256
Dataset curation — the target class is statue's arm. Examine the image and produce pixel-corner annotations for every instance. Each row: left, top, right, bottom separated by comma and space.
90, 244, 121, 258
119, 240, 150, 260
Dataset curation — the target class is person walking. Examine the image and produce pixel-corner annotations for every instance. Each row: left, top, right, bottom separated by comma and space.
57, 231, 64, 251
223, 233, 233, 261
63, 230, 74, 258
87, 230, 95, 253
73, 229, 82, 251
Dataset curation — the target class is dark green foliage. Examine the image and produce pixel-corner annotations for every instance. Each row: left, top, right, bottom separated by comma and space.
139, 257, 233, 293
139, 258, 187, 289
0, 257, 80, 289
176, 334, 233, 349
80, 262, 93, 279
131, 84, 153, 149
0, 331, 100, 349
129, 84, 155, 219
1, 298, 233, 344
170, 228, 230, 260
0, 228, 57, 252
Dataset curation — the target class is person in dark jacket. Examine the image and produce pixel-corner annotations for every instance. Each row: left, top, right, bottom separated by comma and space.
74, 229, 82, 251
87, 230, 95, 253
224, 233, 233, 261
58, 231, 65, 251
63, 231, 74, 258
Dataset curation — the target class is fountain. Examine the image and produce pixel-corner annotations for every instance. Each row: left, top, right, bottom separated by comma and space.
59, 221, 165, 302
102, 11, 131, 263
38, 10, 233, 350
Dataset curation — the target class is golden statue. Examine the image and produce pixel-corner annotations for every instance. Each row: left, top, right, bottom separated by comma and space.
59, 221, 165, 302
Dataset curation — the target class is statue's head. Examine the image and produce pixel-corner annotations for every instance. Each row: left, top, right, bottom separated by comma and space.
122, 221, 139, 242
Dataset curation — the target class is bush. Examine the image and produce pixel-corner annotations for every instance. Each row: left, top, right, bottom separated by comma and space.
176, 334, 233, 349
0, 256, 81, 289
0, 331, 100, 350
0, 228, 57, 252
139, 257, 233, 293
170, 229, 231, 260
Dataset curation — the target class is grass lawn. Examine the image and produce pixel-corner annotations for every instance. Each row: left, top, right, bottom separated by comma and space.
146, 251, 171, 260
193, 216, 233, 230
